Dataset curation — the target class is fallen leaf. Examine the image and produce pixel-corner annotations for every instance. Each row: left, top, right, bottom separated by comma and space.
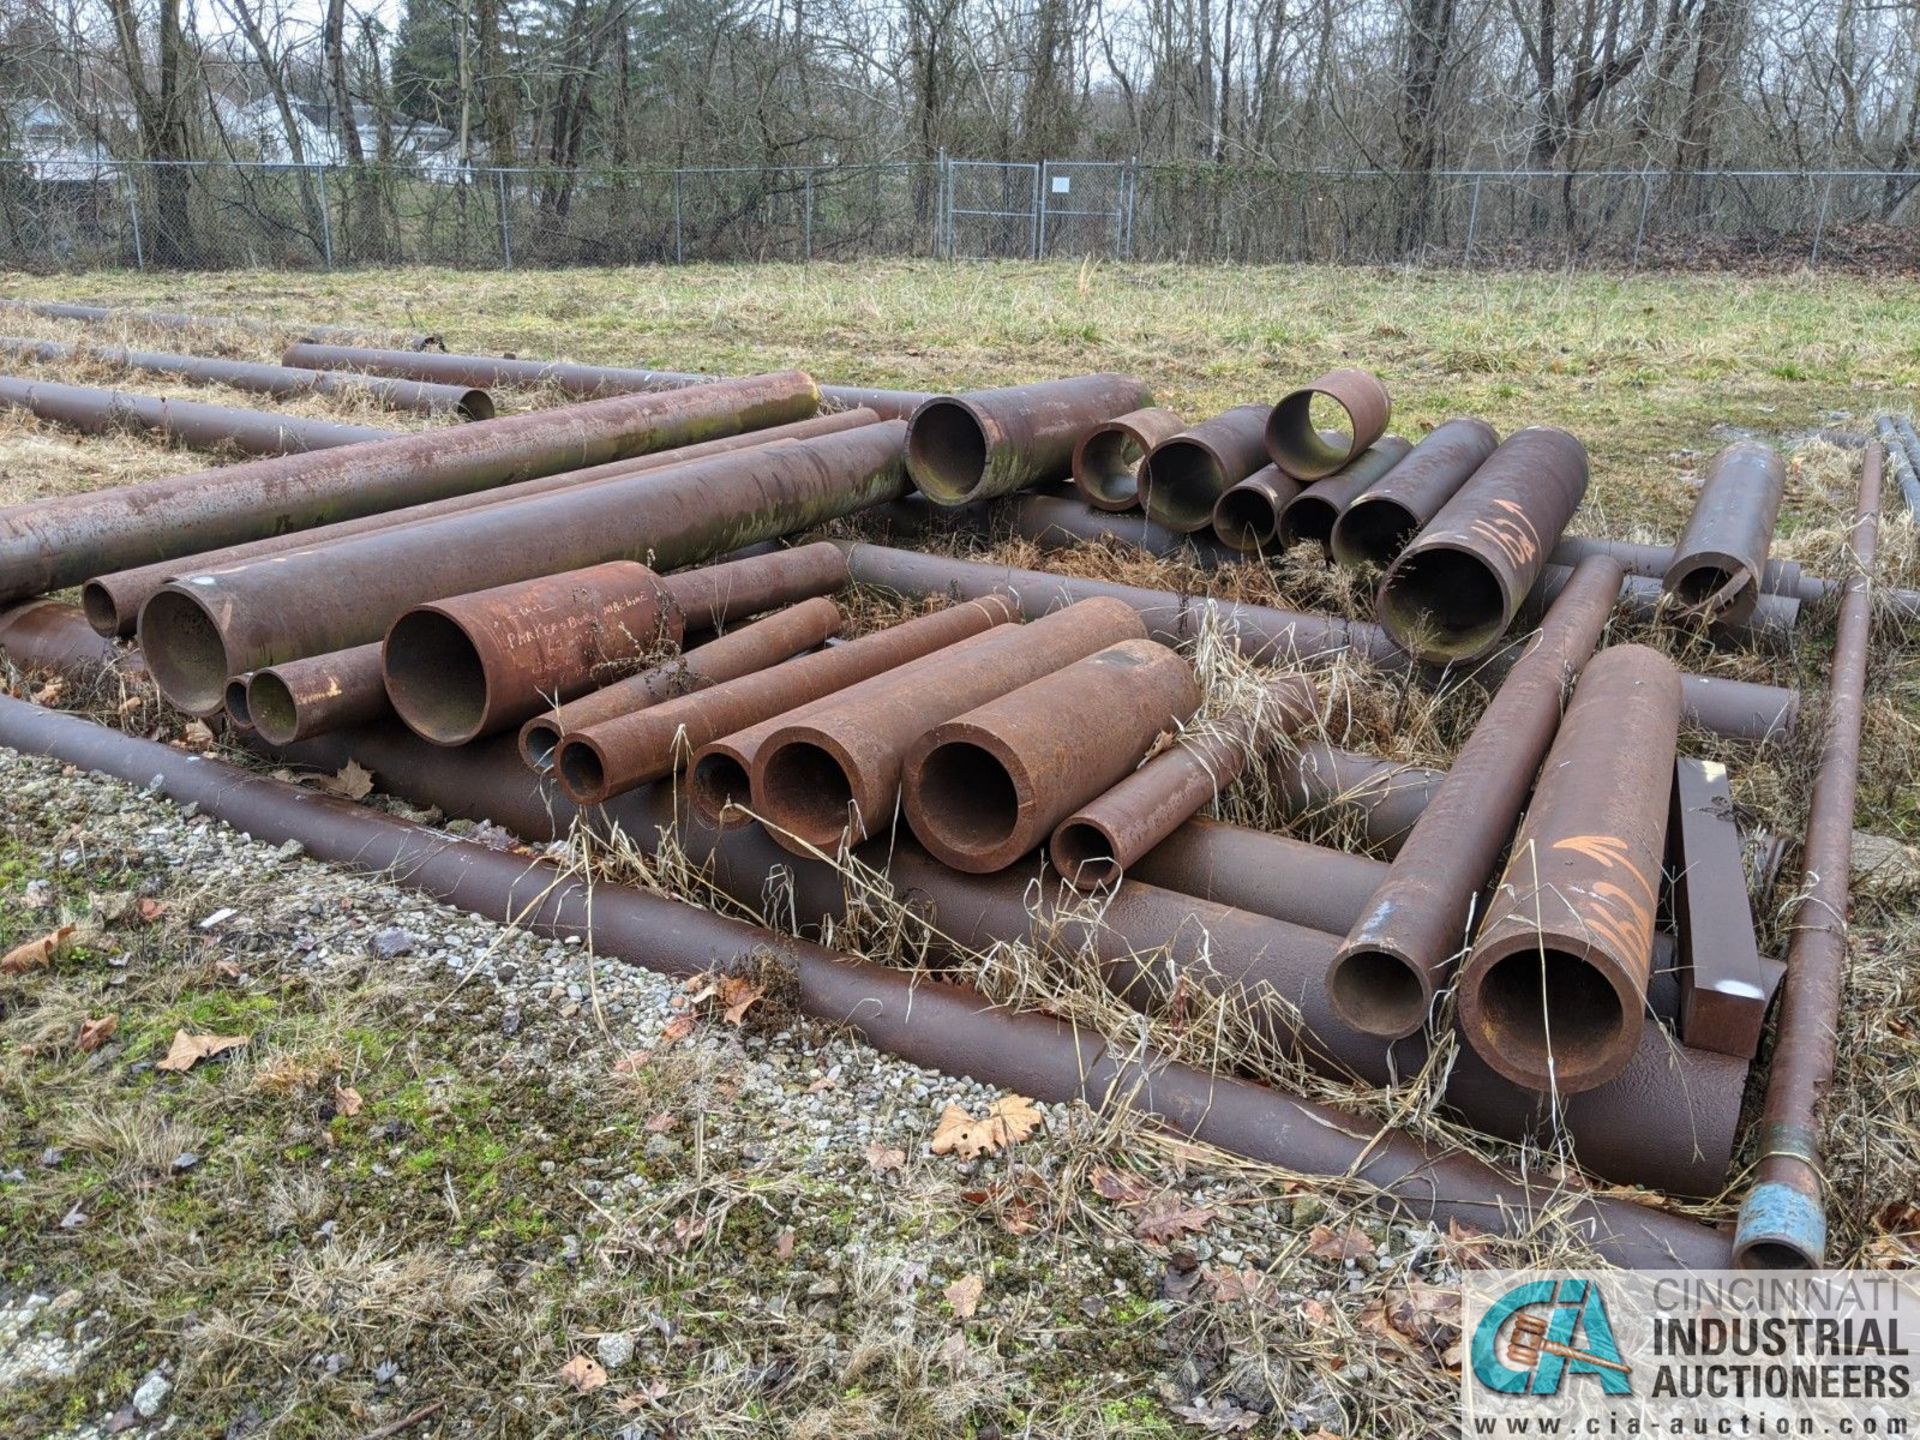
181, 719, 215, 749
718, 976, 765, 1026
612, 1050, 653, 1075
155, 1030, 250, 1073
314, 760, 373, 800
1207, 1265, 1276, 1305
76, 1015, 118, 1052
613, 1380, 670, 1412
333, 1084, 363, 1117
1386, 1284, 1462, 1357
137, 898, 168, 924
660, 1014, 695, 1045
865, 1143, 906, 1174
934, 1329, 968, 1369
558, 1353, 608, 1394
1090, 1165, 1153, 1205
929, 1094, 1044, 1159
30, 676, 65, 706
806, 1075, 835, 1093
1, 923, 76, 974
1306, 1224, 1376, 1262
1170, 1395, 1263, 1432
774, 1228, 796, 1259
672, 1212, 708, 1247
644, 1111, 677, 1133
1135, 1195, 1217, 1246
21, 881, 52, 911
944, 1273, 983, 1319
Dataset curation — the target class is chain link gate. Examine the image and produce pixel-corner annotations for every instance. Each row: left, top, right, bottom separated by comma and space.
943, 160, 1039, 258
1038, 161, 1132, 258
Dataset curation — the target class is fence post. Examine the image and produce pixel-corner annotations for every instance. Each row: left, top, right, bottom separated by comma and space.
1464, 174, 1483, 264
1631, 173, 1654, 270
1124, 156, 1138, 259
122, 169, 145, 271
1031, 164, 1043, 259
673, 170, 684, 263
937, 149, 950, 259
1810, 174, 1835, 265
495, 169, 513, 267
315, 165, 335, 269
804, 171, 814, 262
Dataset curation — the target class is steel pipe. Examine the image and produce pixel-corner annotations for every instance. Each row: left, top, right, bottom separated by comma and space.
1329, 555, 1624, 1039
1329, 419, 1501, 570
1270, 741, 1446, 856
1125, 817, 1388, 935
1734, 445, 1881, 1270
0, 600, 140, 682
1264, 369, 1392, 480
0, 336, 490, 419
0, 374, 391, 454
902, 639, 1202, 873
1209, 468, 1303, 552
904, 374, 1154, 506
139, 419, 902, 714
1275, 438, 1413, 556
248, 643, 389, 746
0, 299, 441, 350
1535, 564, 1802, 650
1140, 405, 1275, 533
1663, 441, 1788, 627
1071, 407, 1187, 511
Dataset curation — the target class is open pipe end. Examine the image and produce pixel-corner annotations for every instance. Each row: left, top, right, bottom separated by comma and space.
383, 608, 491, 747
80, 580, 129, 638
1276, 495, 1340, 554
1141, 440, 1228, 532
1330, 497, 1420, 571
905, 734, 1026, 872
1211, 486, 1277, 552
689, 750, 752, 826
555, 735, 612, 805
1732, 1181, 1826, 1270
759, 738, 863, 850
1050, 819, 1122, 890
139, 586, 235, 716
1267, 396, 1358, 480
1377, 545, 1512, 663
1326, 946, 1431, 1038
1463, 945, 1634, 1092
1074, 428, 1147, 510
247, 671, 302, 746
223, 675, 254, 731
905, 397, 990, 505
519, 716, 563, 773
457, 389, 496, 422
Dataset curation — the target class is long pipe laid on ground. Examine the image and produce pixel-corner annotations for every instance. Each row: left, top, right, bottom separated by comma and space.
0, 695, 1730, 1267
905, 375, 1155, 505
0, 374, 392, 456
0, 372, 821, 604
0, 336, 491, 420
1733, 445, 1882, 1270
0, 299, 443, 351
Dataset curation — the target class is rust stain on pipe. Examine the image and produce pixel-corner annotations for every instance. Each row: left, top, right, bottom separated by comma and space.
1071, 406, 1186, 511
904, 374, 1153, 506
1662, 441, 1788, 627
1456, 644, 1681, 1092
658, 541, 850, 633
1264, 369, 1392, 480
1209, 467, 1303, 553
0, 373, 391, 454
1276, 437, 1413, 556
1140, 405, 1274, 533
0, 599, 141, 684
902, 639, 1201, 873
1329, 418, 1501, 570
249, 642, 390, 745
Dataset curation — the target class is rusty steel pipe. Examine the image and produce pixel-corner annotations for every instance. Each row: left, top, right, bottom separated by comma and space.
902, 640, 1202, 873
1329, 554, 1624, 1039
1264, 369, 1392, 480
1071, 406, 1187, 511
520, 598, 843, 772
1051, 676, 1318, 889
656, 541, 851, 633
0, 374, 391, 455
1124, 818, 1389, 935
281, 342, 928, 420
754, 599, 1149, 854
0, 698, 1728, 1267
1455, 644, 1681, 1092
904, 374, 1154, 506
1533, 564, 1802, 650
139, 419, 903, 715
0, 299, 441, 351
1663, 441, 1788, 627
1140, 405, 1275, 533
1270, 741, 1446, 857
81, 409, 871, 637
0, 336, 490, 420
0, 600, 141, 684
1, 371, 820, 604
559, 598, 1015, 805
1734, 445, 1882, 1270
864, 490, 1240, 567
248, 643, 390, 746
1378, 426, 1590, 664
1275, 437, 1413, 556
1329, 419, 1501, 570
1209, 467, 1304, 552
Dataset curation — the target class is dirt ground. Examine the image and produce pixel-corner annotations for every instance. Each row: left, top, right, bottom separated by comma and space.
0, 264, 1917, 1438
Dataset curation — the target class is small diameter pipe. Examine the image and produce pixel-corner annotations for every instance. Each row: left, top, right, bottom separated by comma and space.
1456, 644, 1682, 1092
1662, 441, 1788, 627
904, 374, 1153, 505
1733, 444, 1881, 1270
1071, 407, 1187, 511
1264, 369, 1392, 479
1328, 554, 1625, 1039
1269, 742, 1446, 857
1210, 467, 1303, 553
222, 674, 256, 732
249, 643, 390, 746
1140, 405, 1274, 533
1275, 437, 1413, 556
1329, 418, 1501, 570
0, 374, 391, 454
0, 299, 441, 350
902, 639, 1202, 873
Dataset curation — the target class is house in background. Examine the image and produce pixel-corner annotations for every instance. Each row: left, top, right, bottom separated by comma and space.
229, 95, 463, 179
1, 99, 120, 184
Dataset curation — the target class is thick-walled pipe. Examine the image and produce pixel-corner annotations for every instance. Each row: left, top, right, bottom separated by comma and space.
1456, 644, 1681, 1092
1734, 445, 1881, 1270
1663, 442, 1788, 627
139, 420, 902, 714
1071, 407, 1187, 511
1270, 741, 1445, 857
0, 697, 1729, 1266
0, 374, 391, 455
1140, 405, 1275, 533
281, 342, 927, 420
1209, 467, 1304, 552
1329, 555, 1624, 1039
754, 600, 1149, 854
2, 371, 821, 604
904, 374, 1154, 506
248, 643, 389, 745
0, 336, 490, 420
520, 598, 841, 773
1329, 419, 1501, 570
81, 409, 870, 637
1264, 369, 1392, 480
561, 598, 1015, 805
1052, 676, 1318, 889
1276, 438, 1413, 556
0, 300, 441, 351
1125, 817, 1388, 935
1378, 426, 1590, 664
0, 600, 140, 683
902, 640, 1202, 873
1670, 756, 1771, 1058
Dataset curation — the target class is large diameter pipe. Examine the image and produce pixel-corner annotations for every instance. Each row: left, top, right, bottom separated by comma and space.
1662, 441, 1788, 627
1456, 644, 1682, 1092
1, 371, 822, 603
902, 639, 1203, 873
0, 600, 140, 683
904, 374, 1154, 506
1264, 369, 1392, 479
249, 643, 389, 745
139, 420, 903, 714
1329, 418, 1501, 570
1275, 437, 1413, 556
754, 599, 1149, 854
0, 698, 1728, 1268
520, 598, 842, 772
1139, 405, 1274, 533
0, 374, 391, 455
281, 342, 928, 420
1328, 555, 1624, 1039
559, 598, 1016, 805
1734, 445, 1881, 1270
1209, 467, 1303, 553
1071, 407, 1187, 511
0, 336, 491, 420
81, 409, 871, 637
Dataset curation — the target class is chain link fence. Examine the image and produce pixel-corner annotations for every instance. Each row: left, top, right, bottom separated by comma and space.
3, 155, 1915, 273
